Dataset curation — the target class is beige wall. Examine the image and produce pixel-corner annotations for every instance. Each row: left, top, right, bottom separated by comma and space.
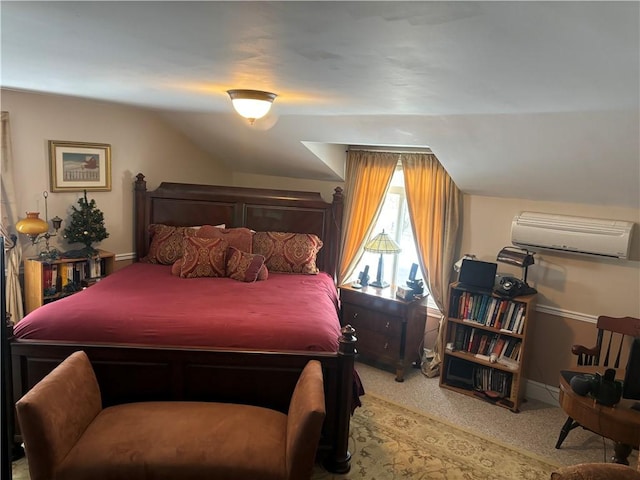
1, 89, 232, 257
4, 89, 640, 390
461, 194, 640, 385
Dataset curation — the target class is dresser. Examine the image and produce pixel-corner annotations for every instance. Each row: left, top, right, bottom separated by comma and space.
339, 284, 428, 382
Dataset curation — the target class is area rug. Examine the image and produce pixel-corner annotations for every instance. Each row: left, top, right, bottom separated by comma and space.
12, 392, 560, 480
311, 392, 560, 480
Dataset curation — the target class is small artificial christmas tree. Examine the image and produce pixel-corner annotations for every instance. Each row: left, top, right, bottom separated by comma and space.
63, 190, 109, 257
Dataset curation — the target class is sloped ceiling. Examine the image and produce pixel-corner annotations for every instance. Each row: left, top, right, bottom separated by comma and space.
1, 1, 638, 208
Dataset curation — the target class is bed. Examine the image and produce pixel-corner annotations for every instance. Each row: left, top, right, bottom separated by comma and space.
9, 174, 357, 473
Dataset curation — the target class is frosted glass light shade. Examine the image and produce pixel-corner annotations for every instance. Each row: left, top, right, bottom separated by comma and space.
227, 89, 277, 124
16, 212, 49, 236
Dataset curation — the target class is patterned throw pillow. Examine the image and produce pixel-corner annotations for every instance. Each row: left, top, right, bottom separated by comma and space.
252, 232, 323, 274
179, 237, 228, 278
226, 246, 266, 282
257, 264, 269, 281
141, 224, 197, 265
196, 226, 254, 253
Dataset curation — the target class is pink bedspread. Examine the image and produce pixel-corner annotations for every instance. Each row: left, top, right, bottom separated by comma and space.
14, 263, 341, 352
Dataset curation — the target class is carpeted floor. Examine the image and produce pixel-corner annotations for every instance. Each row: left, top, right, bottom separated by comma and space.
311, 392, 560, 479
354, 360, 638, 470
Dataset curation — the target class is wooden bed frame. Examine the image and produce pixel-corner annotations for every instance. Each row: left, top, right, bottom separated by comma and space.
10, 174, 356, 473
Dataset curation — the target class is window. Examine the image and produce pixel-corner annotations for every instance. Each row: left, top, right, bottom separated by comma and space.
350, 166, 438, 310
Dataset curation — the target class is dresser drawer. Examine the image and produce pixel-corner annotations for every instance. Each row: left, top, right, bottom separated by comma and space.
342, 303, 403, 338
356, 328, 402, 363
340, 288, 409, 317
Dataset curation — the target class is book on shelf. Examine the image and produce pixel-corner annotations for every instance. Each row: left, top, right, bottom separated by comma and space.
51, 264, 59, 292
454, 325, 466, 351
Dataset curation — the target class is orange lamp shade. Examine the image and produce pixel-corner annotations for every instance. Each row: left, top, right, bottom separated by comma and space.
16, 212, 49, 236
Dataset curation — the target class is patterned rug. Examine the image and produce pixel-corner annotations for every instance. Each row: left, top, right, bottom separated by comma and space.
12, 392, 560, 480
312, 393, 560, 480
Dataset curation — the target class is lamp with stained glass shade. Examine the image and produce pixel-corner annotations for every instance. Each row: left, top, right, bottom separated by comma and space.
364, 230, 402, 288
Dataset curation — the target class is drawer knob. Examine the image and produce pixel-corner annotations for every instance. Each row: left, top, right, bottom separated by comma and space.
384, 342, 389, 350
385, 321, 390, 329
352, 312, 359, 319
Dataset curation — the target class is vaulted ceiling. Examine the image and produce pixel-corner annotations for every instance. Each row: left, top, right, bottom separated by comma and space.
2, 1, 638, 208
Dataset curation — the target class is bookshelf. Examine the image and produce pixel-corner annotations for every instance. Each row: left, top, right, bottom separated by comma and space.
23, 249, 115, 314
439, 281, 536, 412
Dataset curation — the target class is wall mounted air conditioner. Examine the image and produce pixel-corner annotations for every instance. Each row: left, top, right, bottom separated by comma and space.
511, 212, 635, 259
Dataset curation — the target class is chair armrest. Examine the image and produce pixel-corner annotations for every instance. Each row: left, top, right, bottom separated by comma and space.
286, 360, 326, 480
15, 351, 102, 480
570, 344, 599, 357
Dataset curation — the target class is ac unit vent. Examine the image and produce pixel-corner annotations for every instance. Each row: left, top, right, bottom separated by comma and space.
511, 212, 634, 259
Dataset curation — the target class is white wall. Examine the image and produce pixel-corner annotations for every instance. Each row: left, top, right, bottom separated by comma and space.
2, 89, 232, 257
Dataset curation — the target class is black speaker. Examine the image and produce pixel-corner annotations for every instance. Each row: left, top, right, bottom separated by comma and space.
570, 374, 594, 396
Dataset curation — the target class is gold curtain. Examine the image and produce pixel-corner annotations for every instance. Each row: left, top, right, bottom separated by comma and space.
402, 153, 462, 376
1, 111, 25, 323
338, 150, 398, 285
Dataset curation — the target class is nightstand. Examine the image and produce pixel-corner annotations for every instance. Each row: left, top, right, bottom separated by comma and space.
339, 283, 428, 382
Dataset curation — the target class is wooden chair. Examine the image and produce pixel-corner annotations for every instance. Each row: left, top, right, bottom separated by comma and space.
555, 315, 640, 450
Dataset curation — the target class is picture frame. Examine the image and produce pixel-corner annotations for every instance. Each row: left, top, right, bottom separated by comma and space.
49, 140, 111, 192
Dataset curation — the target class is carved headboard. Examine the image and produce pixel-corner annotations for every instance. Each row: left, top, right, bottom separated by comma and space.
134, 174, 344, 279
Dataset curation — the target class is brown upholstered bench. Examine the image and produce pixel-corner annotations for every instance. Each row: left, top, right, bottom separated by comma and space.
16, 351, 325, 480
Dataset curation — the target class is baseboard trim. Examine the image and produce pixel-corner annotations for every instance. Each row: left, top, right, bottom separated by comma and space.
525, 378, 560, 406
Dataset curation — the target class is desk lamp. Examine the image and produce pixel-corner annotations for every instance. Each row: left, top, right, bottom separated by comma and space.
15, 191, 63, 260
496, 246, 535, 283
364, 230, 401, 288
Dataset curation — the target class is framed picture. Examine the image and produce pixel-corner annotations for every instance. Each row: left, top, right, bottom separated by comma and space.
49, 140, 111, 192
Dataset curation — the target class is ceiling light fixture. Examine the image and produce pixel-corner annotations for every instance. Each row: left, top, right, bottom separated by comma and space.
226, 89, 277, 125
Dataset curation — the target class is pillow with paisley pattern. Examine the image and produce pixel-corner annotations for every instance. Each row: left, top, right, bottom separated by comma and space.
196, 226, 254, 253
226, 246, 266, 282
178, 236, 228, 278
252, 231, 323, 274
141, 224, 198, 265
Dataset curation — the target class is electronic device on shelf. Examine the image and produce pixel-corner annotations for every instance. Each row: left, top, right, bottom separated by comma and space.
405, 263, 424, 295
352, 265, 370, 289
457, 259, 497, 294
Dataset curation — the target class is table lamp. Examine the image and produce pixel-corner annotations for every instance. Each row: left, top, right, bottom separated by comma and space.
496, 246, 535, 283
15, 191, 63, 260
364, 230, 401, 288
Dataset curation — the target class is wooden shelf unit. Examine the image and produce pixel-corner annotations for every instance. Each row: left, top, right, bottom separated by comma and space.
23, 249, 115, 314
439, 282, 536, 412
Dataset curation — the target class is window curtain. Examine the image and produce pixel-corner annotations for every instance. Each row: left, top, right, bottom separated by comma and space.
402, 153, 462, 376
1, 111, 24, 323
338, 150, 398, 285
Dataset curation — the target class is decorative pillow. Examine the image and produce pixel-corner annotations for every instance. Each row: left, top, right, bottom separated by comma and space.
142, 224, 197, 265
196, 226, 255, 253
179, 237, 228, 278
257, 264, 268, 281
252, 231, 323, 274
170, 259, 182, 276
226, 246, 266, 282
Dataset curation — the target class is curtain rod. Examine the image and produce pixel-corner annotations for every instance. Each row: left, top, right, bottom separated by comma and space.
347, 147, 433, 155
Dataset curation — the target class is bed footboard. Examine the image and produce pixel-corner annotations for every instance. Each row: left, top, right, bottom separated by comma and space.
10, 326, 357, 473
